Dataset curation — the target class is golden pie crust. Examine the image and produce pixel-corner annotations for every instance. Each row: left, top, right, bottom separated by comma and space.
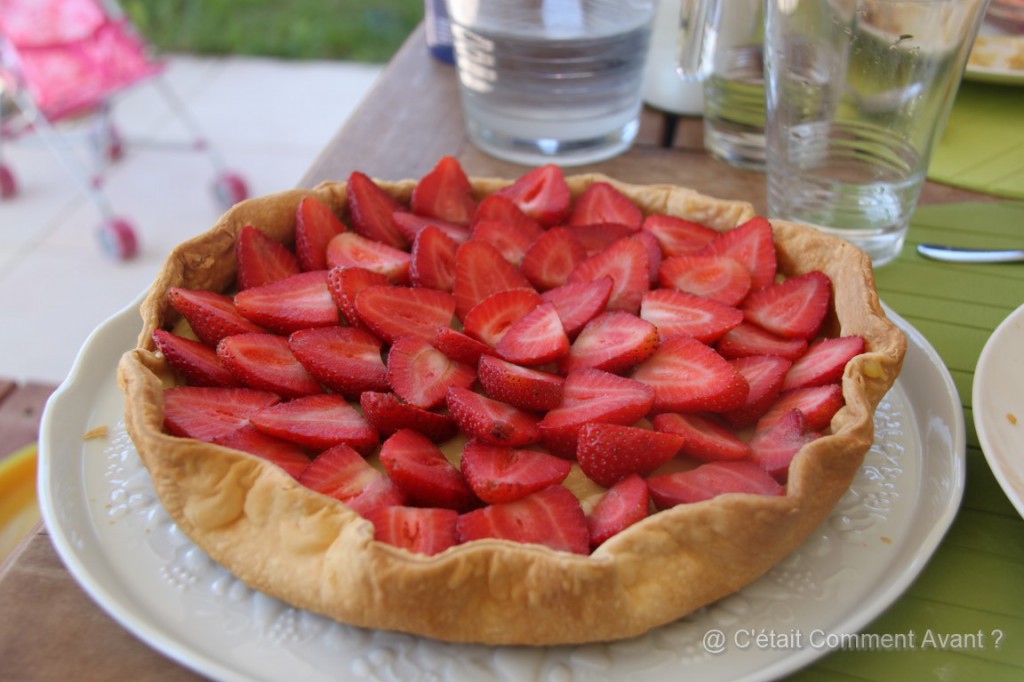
118, 174, 907, 645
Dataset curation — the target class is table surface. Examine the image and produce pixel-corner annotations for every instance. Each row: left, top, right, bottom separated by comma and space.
3, 26, 1023, 681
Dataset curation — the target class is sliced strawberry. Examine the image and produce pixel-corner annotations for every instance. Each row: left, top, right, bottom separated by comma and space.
213, 424, 311, 478
452, 240, 534, 320
658, 253, 752, 306
586, 474, 650, 549
152, 329, 240, 388
347, 170, 409, 249
166, 288, 265, 348
472, 193, 545, 239
355, 285, 456, 344
741, 271, 832, 340
470, 218, 544, 266
446, 386, 542, 447
460, 440, 573, 504
749, 409, 820, 480
217, 333, 322, 398
392, 212, 472, 244
346, 477, 409, 517
495, 302, 570, 365
411, 156, 478, 225
697, 216, 777, 290
569, 237, 649, 313
288, 326, 388, 398
477, 355, 564, 412
326, 266, 389, 328
410, 225, 459, 291
295, 195, 346, 272
235, 224, 300, 290
640, 289, 743, 345
567, 181, 643, 230
541, 277, 613, 338
565, 222, 635, 256
520, 227, 587, 291
367, 505, 459, 556
387, 336, 476, 409
250, 393, 379, 453
162, 386, 280, 441
722, 355, 793, 428
715, 321, 809, 361
562, 311, 659, 374
652, 412, 752, 462
642, 214, 718, 257
325, 232, 411, 284
433, 326, 493, 366
631, 336, 749, 413
359, 391, 458, 442
456, 484, 589, 554
576, 423, 685, 487
756, 384, 844, 432
494, 164, 571, 227
234, 270, 339, 334
633, 229, 662, 285
782, 336, 865, 391
297, 442, 385, 502
461, 288, 542, 348
647, 461, 785, 508
379, 429, 477, 511
538, 369, 655, 458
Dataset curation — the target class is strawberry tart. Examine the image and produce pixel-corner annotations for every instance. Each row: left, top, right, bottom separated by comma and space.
119, 158, 907, 645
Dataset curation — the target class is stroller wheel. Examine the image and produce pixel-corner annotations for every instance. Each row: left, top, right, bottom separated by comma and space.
212, 172, 249, 211
97, 218, 139, 261
0, 164, 17, 200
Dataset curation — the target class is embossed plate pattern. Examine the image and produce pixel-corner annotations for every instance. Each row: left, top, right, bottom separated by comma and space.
38, 300, 964, 682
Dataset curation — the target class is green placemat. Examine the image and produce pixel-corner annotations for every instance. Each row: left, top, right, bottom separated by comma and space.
929, 82, 1024, 200
791, 201, 1024, 681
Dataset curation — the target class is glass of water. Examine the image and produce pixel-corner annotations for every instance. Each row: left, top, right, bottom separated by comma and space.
764, 0, 990, 266
446, 0, 657, 167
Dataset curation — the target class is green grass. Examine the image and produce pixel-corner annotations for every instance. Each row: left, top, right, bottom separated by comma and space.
121, 0, 424, 63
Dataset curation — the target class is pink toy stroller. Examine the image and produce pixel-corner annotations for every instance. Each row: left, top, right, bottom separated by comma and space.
0, 0, 249, 259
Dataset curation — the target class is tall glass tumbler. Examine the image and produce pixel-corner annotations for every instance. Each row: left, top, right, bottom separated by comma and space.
447, 0, 657, 167
764, 0, 990, 266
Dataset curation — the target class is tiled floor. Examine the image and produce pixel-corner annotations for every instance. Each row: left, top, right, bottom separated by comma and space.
0, 55, 382, 385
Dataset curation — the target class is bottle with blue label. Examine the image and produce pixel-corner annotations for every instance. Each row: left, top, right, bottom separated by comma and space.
424, 0, 454, 64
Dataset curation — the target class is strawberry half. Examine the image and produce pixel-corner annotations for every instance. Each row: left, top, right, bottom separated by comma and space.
520, 227, 587, 291
565, 222, 635, 256
452, 240, 533, 320
213, 424, 311, 478
494, 163, 571, 227
325, 232, 411, 284
410, 225, 459, 291
741, 270, 832, 340
567, 181, 643, 230
495, 302, 570, 366
347, 170, 409, 249
471, 218, 544, 266
697, 216, 777, 290
541, 277, 614, 338
295, 195, 346, 272
569, 237, 649, 313
234, 270, 340, 334
379, 429, 478, 511
392, 212, 472, 244
472, 193, 545, 246
642, 214, 718, 257
456, 484, 589, 554
716, 321, 809, 361
152, 329, 240, 388
167, 288, 264, 347
250, 393, 379, 453
217, 333, 322, 398
288, 326, 388, 398
462, 288, 542, 349
652, 412, 752, 462
386, 336, 476, 409
359, 391, 458, 442
749, 409, 820, 480
722, 355, 793, 428
163, 386, 280, 441
640, 289, 744, 344
586, 474, 650, 550
366, 505, 459, 556
576, 423, 686, 487
658, 253, 752, 307
632, 336, 749, 413
433, 326, 493, 366
446, 386, 543, 447
782, 336, 865, 391
411, 156, 478, 225
562, 311, 659, 374
647, 461, 785, 508
297, 442, 388, 503
460, 439, 573, 504
477, 354, 564, 412
326, 266, 389, 328
355, 284, 456, 344
756, 384, 844, 432
235, 224, 300, 290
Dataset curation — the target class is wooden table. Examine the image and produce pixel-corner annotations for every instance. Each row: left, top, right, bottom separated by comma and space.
2, 26, 1016, 681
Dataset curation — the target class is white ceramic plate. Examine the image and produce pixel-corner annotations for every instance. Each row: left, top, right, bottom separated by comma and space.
973, 304, 1024, 519
38, 300, 964, 682
965, 28, 1024, 85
